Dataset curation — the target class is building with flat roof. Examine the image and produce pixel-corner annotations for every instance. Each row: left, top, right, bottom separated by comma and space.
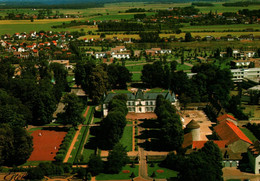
231, 68, 260, 82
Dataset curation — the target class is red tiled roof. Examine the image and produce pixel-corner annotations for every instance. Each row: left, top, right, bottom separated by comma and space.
192, 140, 229, 149
214, 120, 252, 145
217, 114, 237, 122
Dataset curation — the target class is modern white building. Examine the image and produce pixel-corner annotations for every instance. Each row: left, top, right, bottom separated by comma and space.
112, 53, 130, 59
231, 68, 260, 82
248, 141, 260, 174
102, 89, 176, 117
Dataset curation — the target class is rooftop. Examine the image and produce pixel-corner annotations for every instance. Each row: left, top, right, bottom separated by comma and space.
214, 120, 252, 145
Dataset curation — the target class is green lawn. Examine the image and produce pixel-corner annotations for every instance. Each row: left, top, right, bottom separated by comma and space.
28, 127, 43, 132
21, 161, 51, 166
126, 64, 144, 72
96, 165, 139, 180
240, 128, 258, 142
147, 88, 167, 93
82, 134, 95, 163
242, 105, 260, 119
120, 126, 133, 152
93, 117, 101, 124
176, 64, 192, 71
148, 163, 178, 179
132, 73, 141, 82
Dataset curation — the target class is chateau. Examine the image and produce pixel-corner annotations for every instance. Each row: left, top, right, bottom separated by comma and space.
102, 89, 176, 117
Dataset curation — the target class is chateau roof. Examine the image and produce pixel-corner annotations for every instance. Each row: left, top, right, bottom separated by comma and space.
103, 89, 175, 103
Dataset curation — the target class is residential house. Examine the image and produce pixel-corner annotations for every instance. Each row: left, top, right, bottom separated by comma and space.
95, 52, 106, 59
112, 53, 130, 59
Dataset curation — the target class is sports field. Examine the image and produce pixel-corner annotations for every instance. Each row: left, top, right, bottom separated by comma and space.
28, 130, 67, 161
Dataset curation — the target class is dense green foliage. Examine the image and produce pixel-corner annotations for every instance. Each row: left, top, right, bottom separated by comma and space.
74, 60, 109, 104
26, 162, 72, 180
106, 143, 130, 174
97, 94, 127, 150
155, 95, 184, 151
246, 123, 260, 140
57, 93, 84, 126
87, 154, 104, 176
162, 141, 223, 181
106, 64, 132, 89
0, 124, 33, 166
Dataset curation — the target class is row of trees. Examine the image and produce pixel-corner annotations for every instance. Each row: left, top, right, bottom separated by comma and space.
97, 94, 128, 150
74, 61, 131, 103
154, 95, 184, 151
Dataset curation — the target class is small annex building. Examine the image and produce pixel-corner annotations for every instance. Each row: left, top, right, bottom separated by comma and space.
102, 89, 176, 117
248, 141, 260, 174
214, 120, 253, 153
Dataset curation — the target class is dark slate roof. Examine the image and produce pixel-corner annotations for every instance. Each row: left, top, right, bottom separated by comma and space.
103, 89, 175, 103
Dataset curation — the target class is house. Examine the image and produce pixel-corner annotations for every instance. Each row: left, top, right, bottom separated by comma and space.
248, 141, 260, 174
111, 46, 126, 53
95, 52, 106, 59
102, 89, 176, 117
214, 120, 252, 153
112, 53, 130, 59
231, 68, 260, 82
217, 114, 237, 126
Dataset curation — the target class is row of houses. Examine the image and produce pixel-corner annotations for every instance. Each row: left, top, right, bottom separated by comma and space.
86, 46, 172, 59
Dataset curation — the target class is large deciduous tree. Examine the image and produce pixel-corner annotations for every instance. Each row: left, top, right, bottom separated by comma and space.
106, 143, 129, 174
0, 124, 33, 166
57, 93, 84, 127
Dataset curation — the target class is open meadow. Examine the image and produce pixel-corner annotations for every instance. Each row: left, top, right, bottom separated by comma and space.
1, 2, 260, 35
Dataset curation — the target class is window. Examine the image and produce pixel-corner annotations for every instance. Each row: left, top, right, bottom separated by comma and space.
150, 101, 153, 105
146, 101, 148, 105
139, 108, 142, 112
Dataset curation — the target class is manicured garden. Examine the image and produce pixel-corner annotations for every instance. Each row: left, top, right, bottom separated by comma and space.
147, 163, 178, 179
96, 165, 139, 180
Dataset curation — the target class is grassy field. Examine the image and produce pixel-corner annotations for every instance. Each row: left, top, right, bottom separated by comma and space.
147, 163, 178, 179
126, 64, 144, 72
132, 73, 141, 82
120, 126, 133, 152
242, 105, 260, 119
240, 128, 258, 142
96, 165, 139, 180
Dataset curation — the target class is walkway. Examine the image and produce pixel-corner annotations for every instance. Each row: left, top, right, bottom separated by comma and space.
63, 106, 90, 163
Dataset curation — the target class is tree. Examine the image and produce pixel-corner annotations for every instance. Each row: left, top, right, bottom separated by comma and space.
185, 32, 192, 42
57, 93, 84, 126
106, 143, 129, 174
88, 66, 109, 104
0, 89, 31, 127
155, 96, 184, 151
88, 154, 104, 176
0, 124, 33, 166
